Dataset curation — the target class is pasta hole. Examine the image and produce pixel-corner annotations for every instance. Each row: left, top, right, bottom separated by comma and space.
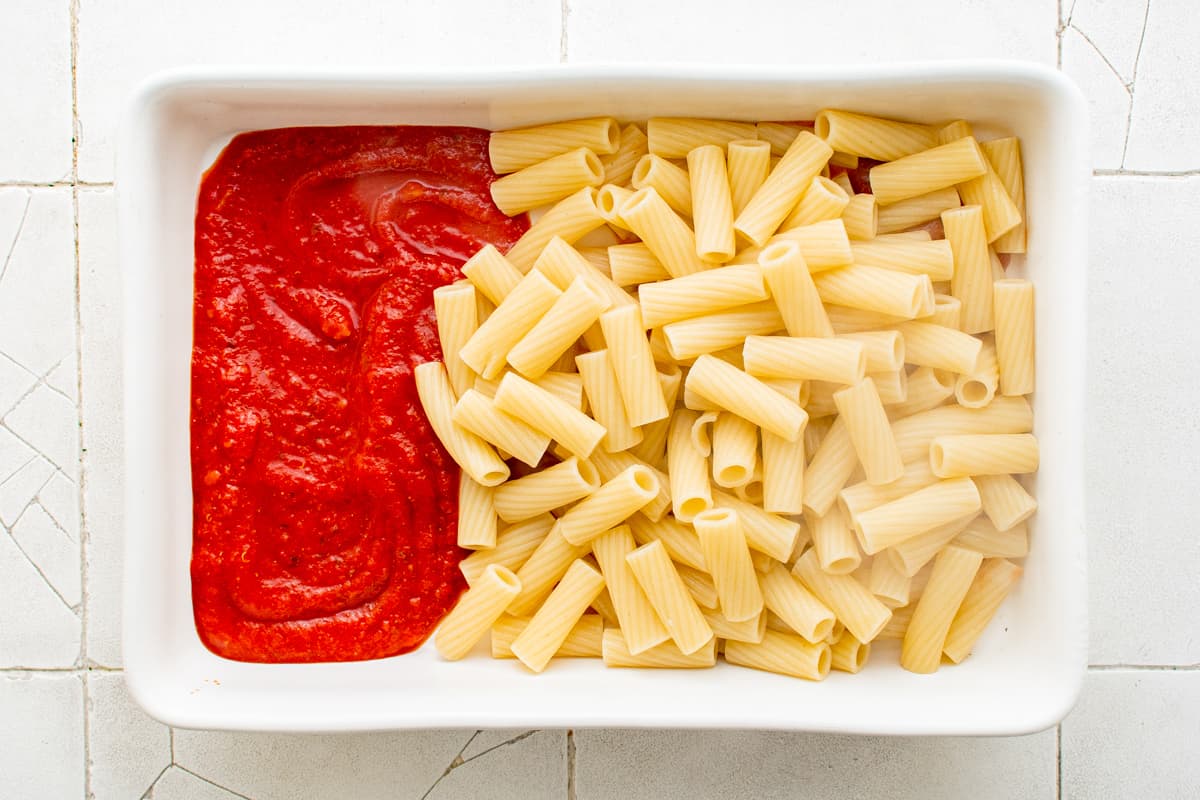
575, 458, 601, 489
597, 187, 623, 218
855, 643, 870, 668
817, 645, 832, 678
481, 468, 509, 486
489, 565, 521, 589
759, 240, 799, 267
716, 465, 750, 486
891, 335, 905, 368
583, 150, 604, 182
824, 555, 859, 575
812, 617, 834, 642
630, 465, 658, 494
631, 154, 654, 186
814, 112, 832, 141
930, 441, 947, 473
602, 119, 620, 152
694, 507, 734, 524
931, 369, 957, 391
957, 379, 990, 407
681, 498, 714, 520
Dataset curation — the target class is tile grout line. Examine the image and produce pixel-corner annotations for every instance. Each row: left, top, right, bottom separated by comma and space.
68, 1, 91, 798
559, 0, 569, 63
1056, 724, 1063, 799
566, 729, 576, 800
0, 181, 113, 188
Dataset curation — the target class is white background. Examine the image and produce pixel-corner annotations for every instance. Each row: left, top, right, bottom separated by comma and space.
1, 0, 1197, 797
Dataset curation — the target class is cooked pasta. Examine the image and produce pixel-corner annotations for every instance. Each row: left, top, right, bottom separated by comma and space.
814, 109, 938, 161
869, 137, 989, 205
647, 117, 758, 158
687, 145, 737, 262
727, 139, 772, 217
421, 111, 1039, 678
625, 539, 714, 654
693, 509, 764, 622
414, 362, 510, 486
491, 147, 605, 216
459, 514, 554, 584
735, 132, 834, 246
511, 559, 606, 673
780, 175, 850, 231
457, 475, 498, 549
632, 154, 694, 217
592, 526, 671, 654
504, 187, 606, 272
435, 565, 522, 660
492, 456, 600, 522
489, 117, 620, 173
993, 279, 1036, 395
758, 240, 833, 338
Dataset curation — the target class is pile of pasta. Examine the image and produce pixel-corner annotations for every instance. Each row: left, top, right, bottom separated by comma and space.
417, 111, 1037, 680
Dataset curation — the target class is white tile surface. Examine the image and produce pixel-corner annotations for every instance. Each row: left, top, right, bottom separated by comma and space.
1060, 26, 1132, 169
172, 728, 470, 800
86, 672, 172, 800
1125, 0, 1200, 170
567, 0, 1056, 65
10, 500, 81, 608
0, 672, 84, 798
78, 189, 124, 667
146, 767, 246, 800
1061, 670, 1200, 799
0, 1, 1194, 797
75, 0, 563, 181
0, 189, 76, 383
575, 728, 1056, 799
430, 730, 566, 799
0, 526, 81, 667
1087, 176, 1200, 666
0, 0, 73, 182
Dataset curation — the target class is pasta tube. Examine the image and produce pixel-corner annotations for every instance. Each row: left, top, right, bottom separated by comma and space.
943, 558, 1023, 663
724, 630, 831, 681
727, 139, 772, 217
592, 526, 671, 654
855, 477, 983, 554
814, 109, 938, 161
758, 240, 833, 338
992, 279, 1035, 395
457, 475, 498, 549
929, 433, 1040, 477
414, 362, 509, 486
869, 137, 989, 205
557, 465, 660, 545
625, 539, 714, 654
602, 629, 717, 668
489, 117, 620, 173
833, 378, 904, 485
435, 565, 522, 660
493, 456, 601, 522
685, 355, 808, 442
491, 147, 605, 215
900, 545, 982, 673
735, 131, 834, 246
511, 559, 606, 673
599, 304, 670, 427
687, 145, 737, 261
693, 509, 764, 622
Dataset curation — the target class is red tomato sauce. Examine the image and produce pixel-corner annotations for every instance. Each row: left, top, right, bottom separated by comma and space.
191, 126, 527, 663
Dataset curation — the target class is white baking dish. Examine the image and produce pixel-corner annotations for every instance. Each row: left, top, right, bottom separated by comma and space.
119, 63, 1088, 734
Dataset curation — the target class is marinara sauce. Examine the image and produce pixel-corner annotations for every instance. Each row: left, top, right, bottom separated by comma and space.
191, 126, 526, 662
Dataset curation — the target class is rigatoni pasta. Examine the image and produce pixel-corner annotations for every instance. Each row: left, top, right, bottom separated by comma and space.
417, 109, 1039, 679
